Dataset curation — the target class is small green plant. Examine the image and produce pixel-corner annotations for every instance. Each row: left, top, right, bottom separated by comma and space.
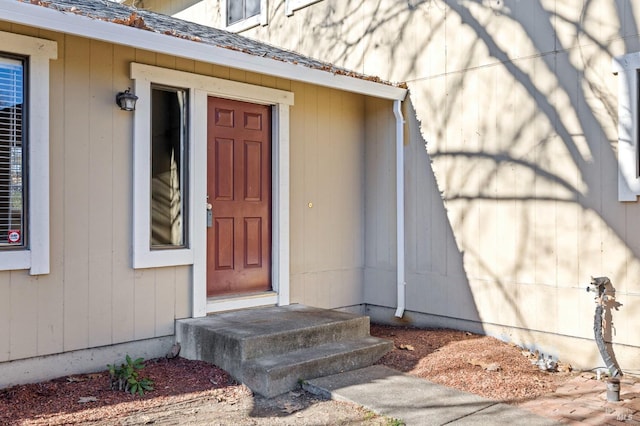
107, 355, 154, 396
363, 409, 377, 420
386, 418, 405, 426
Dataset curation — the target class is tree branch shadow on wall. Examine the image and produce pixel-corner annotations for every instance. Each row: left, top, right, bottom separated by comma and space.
397, 96, 535, 345
306, 0, 640, 366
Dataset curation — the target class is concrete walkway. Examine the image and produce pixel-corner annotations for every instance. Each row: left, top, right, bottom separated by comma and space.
304, 365, 560, 425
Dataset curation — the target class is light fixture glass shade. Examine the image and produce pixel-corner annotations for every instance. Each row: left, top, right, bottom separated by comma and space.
116, 88, 138, 111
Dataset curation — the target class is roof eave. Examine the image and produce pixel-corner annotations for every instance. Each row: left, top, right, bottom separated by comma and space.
2, 1, 407, 101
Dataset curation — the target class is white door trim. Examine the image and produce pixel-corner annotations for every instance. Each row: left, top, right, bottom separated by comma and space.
130, 63, 292, 317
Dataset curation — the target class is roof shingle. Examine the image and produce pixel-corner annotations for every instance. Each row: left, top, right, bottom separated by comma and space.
22, 0, 401, 88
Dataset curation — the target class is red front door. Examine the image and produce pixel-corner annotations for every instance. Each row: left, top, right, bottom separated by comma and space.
206, 97, 271, 297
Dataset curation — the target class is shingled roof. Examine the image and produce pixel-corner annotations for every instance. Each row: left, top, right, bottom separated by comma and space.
4, 0, 405, 99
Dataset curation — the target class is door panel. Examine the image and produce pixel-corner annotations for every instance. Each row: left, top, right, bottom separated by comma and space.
207, 97, 271, 296
214, 138, 234, 201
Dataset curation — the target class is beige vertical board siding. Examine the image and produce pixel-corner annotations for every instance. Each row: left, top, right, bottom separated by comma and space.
138, 0, 176, 14
406, 101, 426, 275
289, 81, 306, 279
172, 0, 215, 26
340, 91, 365, 271
63, 35, 91, 352
554, 36, 582, 290
287, 83, 366, 308
363, 97, 396, 307
302, 83, 320, 273
111, 44, 136, 344
364, 97, 395, 268
88, 40, 115, 348
322, 89, 341, 267
262, 0, 365, 73
556, 286, 583, 338
512, 57, 538, 286
329, 89, 364, 305
174, 266, 190, 319
625, 207, 640, 296
422, 88, 454, 282
133, 269, 156, 340
37, 29, 65, 357
154, 267, 176, 336
306, 86, 334, 304
493, 65, 518, 284
9, 272, 37, 360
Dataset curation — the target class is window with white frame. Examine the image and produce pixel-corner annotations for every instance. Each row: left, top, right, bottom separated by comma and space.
0, 32, 55, 275
131, 66, 195, 269
285, 0, 322, 16
0, 56, 25, 249
150, 85, 189, 248
223, 0, 268, 32
614, 52, 640, 201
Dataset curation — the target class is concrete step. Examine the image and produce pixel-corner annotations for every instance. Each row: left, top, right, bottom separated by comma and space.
175, 304, 393, 397
177, 305, 370, 375
243, 336, 393, 398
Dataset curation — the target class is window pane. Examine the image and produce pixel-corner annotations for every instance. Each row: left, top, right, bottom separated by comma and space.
150, 86, 188, 248
228, 0, 244, 25
0, 56, 24, 248
245, 0, 261, 18
228, 0, 261, 25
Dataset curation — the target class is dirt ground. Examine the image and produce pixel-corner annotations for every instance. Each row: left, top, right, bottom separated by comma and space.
0, 325, 574, 425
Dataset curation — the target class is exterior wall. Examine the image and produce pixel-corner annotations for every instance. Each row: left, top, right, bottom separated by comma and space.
289, 83, 366, 309
0, 24, 192, 365
152, 1, 640, 370
0, 23, 367, 372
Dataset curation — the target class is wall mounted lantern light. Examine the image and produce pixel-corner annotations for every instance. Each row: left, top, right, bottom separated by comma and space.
116, 88, 138, 111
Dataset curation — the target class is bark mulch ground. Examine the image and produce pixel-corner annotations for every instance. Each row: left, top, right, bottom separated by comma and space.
0, 325, 578, 425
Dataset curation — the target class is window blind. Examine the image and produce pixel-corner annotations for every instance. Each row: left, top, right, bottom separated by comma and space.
0, 56, 24, 247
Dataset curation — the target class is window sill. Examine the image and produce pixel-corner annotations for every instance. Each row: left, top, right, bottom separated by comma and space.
0, 250, 30, 271
225, 15, 263, 32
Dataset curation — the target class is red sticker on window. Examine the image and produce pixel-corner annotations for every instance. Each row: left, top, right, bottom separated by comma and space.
8, 230, 20, 244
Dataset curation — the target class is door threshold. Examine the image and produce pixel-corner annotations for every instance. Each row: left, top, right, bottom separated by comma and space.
206, 291, 278, 314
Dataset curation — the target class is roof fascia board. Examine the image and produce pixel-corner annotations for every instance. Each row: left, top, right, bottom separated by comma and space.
1, 1, 407, 101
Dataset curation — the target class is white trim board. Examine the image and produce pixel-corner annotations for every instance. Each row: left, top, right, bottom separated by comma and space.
206, 292, 278, 313
131, 63, 292, 317
0, 0, 406, 101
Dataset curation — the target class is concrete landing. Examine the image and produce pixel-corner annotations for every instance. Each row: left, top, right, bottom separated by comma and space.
176, 305, 393, 398
304, 365, 560, 425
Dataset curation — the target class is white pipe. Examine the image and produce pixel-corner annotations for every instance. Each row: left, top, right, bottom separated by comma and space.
393, 99, 406, 318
